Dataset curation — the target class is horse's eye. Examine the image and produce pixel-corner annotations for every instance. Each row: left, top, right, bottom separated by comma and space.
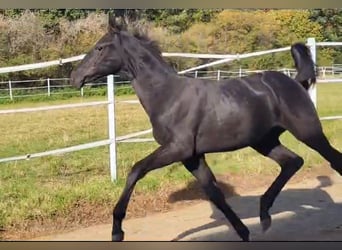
96, 46, 103, 51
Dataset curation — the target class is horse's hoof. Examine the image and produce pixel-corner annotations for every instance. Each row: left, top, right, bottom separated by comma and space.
237, 225, 250, 241
260, 215, 272, 232
241, 234, 250, 242
112, 231, 124, 241
240, 231, 250, 242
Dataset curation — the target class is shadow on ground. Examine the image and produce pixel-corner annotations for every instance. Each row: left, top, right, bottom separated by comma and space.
168, 175, 342, 241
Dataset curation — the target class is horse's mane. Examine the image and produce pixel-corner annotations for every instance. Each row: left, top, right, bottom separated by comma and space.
129, 25, 176, 73
131, 28, 164, 60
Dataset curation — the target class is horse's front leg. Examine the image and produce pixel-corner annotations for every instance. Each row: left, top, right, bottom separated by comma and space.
112, 141, 193, 241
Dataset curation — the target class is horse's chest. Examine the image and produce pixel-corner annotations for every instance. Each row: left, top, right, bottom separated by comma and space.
150, 120, 173, 145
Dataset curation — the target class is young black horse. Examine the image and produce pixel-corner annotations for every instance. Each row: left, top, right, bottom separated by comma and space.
70, 16, 342, 241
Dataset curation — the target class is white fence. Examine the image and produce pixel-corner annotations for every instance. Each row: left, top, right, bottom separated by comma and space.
1, 66, 342, 101
0, 37, 341, 181
0, 77, 132, 100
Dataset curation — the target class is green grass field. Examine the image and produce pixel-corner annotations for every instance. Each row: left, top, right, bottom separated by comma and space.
0, 83, 341, 236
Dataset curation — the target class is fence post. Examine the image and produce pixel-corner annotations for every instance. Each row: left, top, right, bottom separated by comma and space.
332, 64, 335, 76
307, 37, 317, 108
80, 87, 84, 97
8, 80, 13, 100
239, 67, 242, 78
195, 70, 198, 78
217, 69, 221, 81
47, 78, 51, 97
107, 75, 117, 181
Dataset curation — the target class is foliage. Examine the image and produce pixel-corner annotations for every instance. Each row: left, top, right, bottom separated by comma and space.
310, 9, 342, 64
310, 9, 342, 42
142, 9, 221, 33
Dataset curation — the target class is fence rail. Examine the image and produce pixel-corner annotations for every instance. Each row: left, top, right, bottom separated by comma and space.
0, 101, 110, 114
0, 66, 342, 101
0, 77, 131, 101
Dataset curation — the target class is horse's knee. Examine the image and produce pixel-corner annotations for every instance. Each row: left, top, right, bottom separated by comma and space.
286, 156, 304, 170
202, 180, 227, 204
127, 169, 140, 186
271, 146, 304, 171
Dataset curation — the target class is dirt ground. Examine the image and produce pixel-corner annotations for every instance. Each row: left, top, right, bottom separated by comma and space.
24, 165, 342, 241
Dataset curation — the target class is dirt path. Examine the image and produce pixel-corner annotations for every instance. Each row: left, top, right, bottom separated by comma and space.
31, 172, 342, 241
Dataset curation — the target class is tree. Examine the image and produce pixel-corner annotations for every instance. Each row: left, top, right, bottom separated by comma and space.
142, 9, 221, 33
310, 9, 342, 42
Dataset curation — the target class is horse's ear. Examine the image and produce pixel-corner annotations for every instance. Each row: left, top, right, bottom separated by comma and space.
108, 13, 127, 33
108, 13, 116, 32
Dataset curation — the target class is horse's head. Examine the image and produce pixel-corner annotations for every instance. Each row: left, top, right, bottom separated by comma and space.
70, 14, 127, 88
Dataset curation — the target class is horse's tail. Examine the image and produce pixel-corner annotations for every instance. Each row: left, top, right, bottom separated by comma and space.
290, 42, 317, 90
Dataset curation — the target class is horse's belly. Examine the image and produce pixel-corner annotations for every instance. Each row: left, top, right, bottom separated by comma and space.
195, 110, 272, 153
195, 127, 254, 153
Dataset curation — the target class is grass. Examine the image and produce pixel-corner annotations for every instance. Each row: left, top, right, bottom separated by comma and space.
0, 83, 341, 236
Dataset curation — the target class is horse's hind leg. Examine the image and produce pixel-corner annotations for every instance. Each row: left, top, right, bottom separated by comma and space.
182, 155, 250, 241
251, 128, 304, 232
291, 126, 342, 175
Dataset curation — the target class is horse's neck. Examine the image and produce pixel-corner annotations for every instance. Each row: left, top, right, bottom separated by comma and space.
125, 48, 180, 117
132, 71, 177, 118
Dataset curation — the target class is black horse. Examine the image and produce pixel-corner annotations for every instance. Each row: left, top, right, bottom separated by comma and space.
70, 15, 342, 241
